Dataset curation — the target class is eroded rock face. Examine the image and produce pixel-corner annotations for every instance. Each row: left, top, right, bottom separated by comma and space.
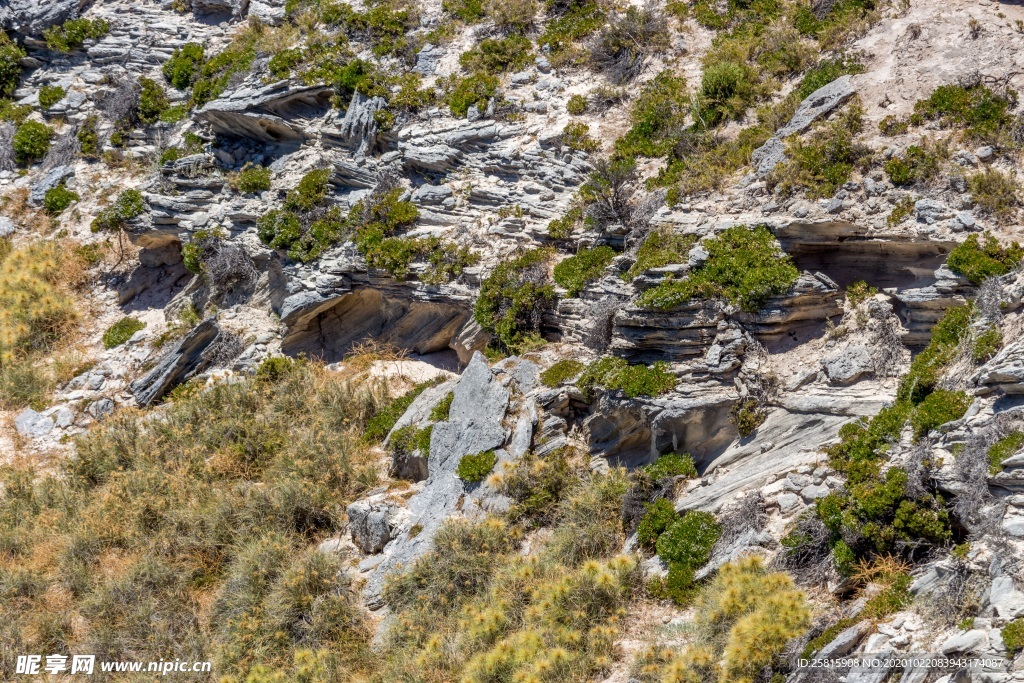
130, 319, 221, 406
280, 288, 470, 362
1, 0, 80, 36
195, 83, 333, 143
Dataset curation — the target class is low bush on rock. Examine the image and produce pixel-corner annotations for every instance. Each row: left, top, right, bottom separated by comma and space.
947, 233, 1024, 285
101, 317, 145, 349
91, 189, 145, 232
643, 452, 698, 480
44, 18, 110, 53
0, 33, 26, 97
638, 225, 798, 313
968, 168, 1019, 218
456, 450, 498, 483
553, 246, 615, 296
540, 359, 585, 387
577, 356, 676, 398
232, 163, 272, 194
988, 431, 1024, 475
12, 121, 53, 166
38, 85, 66, 109
43, 184, 79, 215
474, 248, 555, 352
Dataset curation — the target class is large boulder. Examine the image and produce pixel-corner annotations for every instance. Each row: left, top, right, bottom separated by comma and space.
130, 319, 221, 406
822, 345, 875, 384
1, 0, 80, 36
347, 500, 400, 554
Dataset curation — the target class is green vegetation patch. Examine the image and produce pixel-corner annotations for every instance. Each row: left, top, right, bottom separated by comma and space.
44, 18, 110, 52
553, 246, 615, 296
910, 83, 1015, 145
643, 452, 698, 480
473, 248, 555, 352
884, 144, 942, 186
947, 233, 1024, 285
458, 35, 533, 73
162, 43, 204, 90
442, 72, 499, 118
614, 71, 689, 159
38, 85, 66, 109
539, 359, 584, 387
43, 184, 79, 215
797, 56, 865, 99
969, 168, 1019, 218
0, 33, 26, 97
988, 431, 1024, 475
456, 450, 498, 483
623, 229, 696, 281
429, 391, 454, 422
1003, 619, 1024, 656
577, 356, 676, 399
770, 102, 868, 199
232, 163, 272, 194
91, 189, 146, 232
12, 120, 53, 166
637, 224, 798, 313
102, 317, 146, 349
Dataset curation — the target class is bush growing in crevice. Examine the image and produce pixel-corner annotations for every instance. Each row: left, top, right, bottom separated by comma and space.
638, 224, 798, 313
11, 120, 53, 166
43, 183, 79, 215
624, 228, 696, 281
162, 42, 205, 90
577, 356, 676, 399
102, 317, 146, 349
91, 189, 146, 232
473, 248, 555, 352
458, 35, 533, 74
884, 142, 943, 186
969, 168, 1019, 218
947, 232, 1024, 285
457, 450, 498, 482
44, 18, 110, 53
540, 359, 585, 386
553, 246, 615, 296
0, 33, 26, 97
614, 71, 689, 159
988, 431, 1024, 474
38, 85, 66, 109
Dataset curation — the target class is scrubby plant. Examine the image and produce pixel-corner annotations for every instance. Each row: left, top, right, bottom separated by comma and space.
189, 32, 258, 108
577, 356, 676, 399
968, 168, 1019, 217
637, 498, 677, 549
0, 33, 26, 97
651, 557, 811, 681
443, 72, 499, 118
884, 144, 941, 186
566, 93, 588, 115
38, 85, 66, 109
443, 0, 485, 21
457, 450, 498, 483
988, 431, 1024, 474
1003, 619, 1024, 655
77, 115, 100, 158
540, 359, 585, 387
459, 35, 533, 74
643, 452, 698, 480
363, 378, 440, 443
887, 194, 916, 227
0, 359, 382, 680
136, 77, 169, 124
624, 229, 696, 281
539, 0, 606, 64
12, 120, 53, 166
0, 240, 85, 409
233, 163, 272, 194
797, 56, 865, 99
879, 114, 909, 136
559, 121, 601, 152
770, 102, 869, 199
553, 246, 615, 296
499, 449, 580, 529
732, 397, 767, 437
474, 248, 555, 352
910, 83, 1015, 145
91, 189, 146, 232
947, 233, 1024, 285
43, 17, 110, 52
909, 389, 971, 439
973, 324, 1002, 362
589, 5, 668, 84
102, 317, 146, 349
43, 183, 79, 215
614, 70, 689, 159
162, 42, 205, 90
430, 391, 454, 422
846, 280, 878, 306
638, 225, 798, 313
484, 0, 538, 33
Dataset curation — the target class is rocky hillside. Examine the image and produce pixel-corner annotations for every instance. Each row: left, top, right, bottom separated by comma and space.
3, 0, 1024, 680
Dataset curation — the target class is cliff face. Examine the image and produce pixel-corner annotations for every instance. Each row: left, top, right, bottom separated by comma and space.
5, 0, 1024, 678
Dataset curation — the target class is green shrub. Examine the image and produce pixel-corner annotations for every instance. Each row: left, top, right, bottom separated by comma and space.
887, 195, 915, 227
189, 33, 257, 108
973, 325, 1002, 362
285, 168, 332, 212
43, 184, 79, 215
638, 224, 798, 313
696, 60, 758, 127
797, 56, 865, 99
38, 85, 66, 109
559, 121, 600, 152
969, 168, 1019, 217
443, 0, 485, 21
137, 77, 169, 124
1003, 619, 1024, 655
770, 102, 868, 199
538, 0, 606, 61
656, 124, 772, 200
12, 120, 53, 166
847, 280, 877, 306
614, 70, 689, 159
257, 170, 348, 263
77, 115, 100, 158
102, 317, 146, 349
443, 72, 499, 117
988, 431, 1024, 474
947, 233, 1024, 285
162, 43, 205, 90
459, 35, 533, 74
909, 389, 971, 439
643, 452, 698, 480
43, 18, 110, 52
731, 397, 767, 437
539, 359, 584, 387
363, 380, 438, 443
637, 498, 677, 549
0, 98, 30, 123
899, 303, 972, 404
566, 93, 587, 115
911, 83, 1014, 144
457, 450, 498, 483
577, 356, 676, 398
473, 248, 555, 352
623, 229, 695, 281
656, 510, 719, 570
90, 189, 146, 232
234, 163, 272, 194
0, 33, 26, 97
861, 572, 913, 619
884, 145, 941, 186
499, 449, 579, 528
391, 424, 433, 458
552, 246, 615, 296
430, 391, 454, 422
879, 114, 909, 136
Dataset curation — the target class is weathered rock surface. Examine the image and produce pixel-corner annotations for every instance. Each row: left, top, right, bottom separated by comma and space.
130, 319, 221, 406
